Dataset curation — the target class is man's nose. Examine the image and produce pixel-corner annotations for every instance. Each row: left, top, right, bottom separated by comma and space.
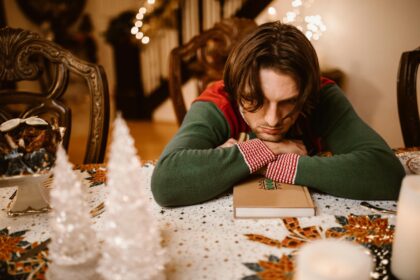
264, 104, 281, 127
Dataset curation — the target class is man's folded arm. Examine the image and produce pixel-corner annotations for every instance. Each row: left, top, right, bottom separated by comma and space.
152, 102, 256, 207
264, 86, 405, 200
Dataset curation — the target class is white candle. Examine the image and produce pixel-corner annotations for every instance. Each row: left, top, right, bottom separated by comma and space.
295, 239, 373, 280
391, 175, 420, 280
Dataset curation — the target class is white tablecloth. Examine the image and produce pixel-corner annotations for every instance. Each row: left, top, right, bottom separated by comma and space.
0, 163, 399, 279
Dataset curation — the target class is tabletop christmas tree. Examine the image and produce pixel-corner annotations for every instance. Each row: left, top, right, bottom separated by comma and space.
47, 145, 101, 280
98, 114, 166, 280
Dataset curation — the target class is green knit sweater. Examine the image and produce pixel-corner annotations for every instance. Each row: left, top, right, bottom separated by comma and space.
151, 83, 404, 206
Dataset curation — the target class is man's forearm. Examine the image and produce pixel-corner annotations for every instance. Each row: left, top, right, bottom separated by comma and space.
151, 146, 249, 207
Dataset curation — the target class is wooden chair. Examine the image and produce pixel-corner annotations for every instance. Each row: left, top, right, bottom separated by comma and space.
0, 27, 109, 163
169, 18, 258, 125
397, 47, 420, 147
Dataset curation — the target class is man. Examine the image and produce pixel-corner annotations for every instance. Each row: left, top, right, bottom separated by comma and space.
151, 21, 404, 207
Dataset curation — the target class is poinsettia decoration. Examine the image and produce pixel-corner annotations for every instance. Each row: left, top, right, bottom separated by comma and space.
0, 228, 49, 279
242, 215, 394, 280
328, 214, 394, 246
76, 164, 107, 186
243, 254, 294, 280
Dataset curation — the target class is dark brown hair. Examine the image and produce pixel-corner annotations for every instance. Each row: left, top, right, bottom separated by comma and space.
223, 21, 321, 118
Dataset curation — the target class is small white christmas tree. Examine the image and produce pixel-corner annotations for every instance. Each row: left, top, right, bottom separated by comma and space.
98, 114, 166, 280
47, 145, 101, 280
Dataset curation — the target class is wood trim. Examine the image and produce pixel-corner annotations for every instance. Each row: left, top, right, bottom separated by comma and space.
0, 0, 6, 27
177, 1, 184, 46
198, 0, 203, 33
234, 0, 272, 19
397, 47, 420, 147
0, 27, 109, 163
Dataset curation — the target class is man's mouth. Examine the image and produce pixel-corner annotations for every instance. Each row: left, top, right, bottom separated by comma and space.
260, 127, 283, 135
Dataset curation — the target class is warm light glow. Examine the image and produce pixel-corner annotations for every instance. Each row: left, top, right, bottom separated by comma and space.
284, 11, 297, 23
135, 21, 143, 28
292, 0, 302, 7
304, 14, 326, 40
282, 0, 327, 41
141, 36, 150, 44
268, 7, 277, 15
296, 240, 373, 280
132, 2, 155, 45
130, 26, 139, 35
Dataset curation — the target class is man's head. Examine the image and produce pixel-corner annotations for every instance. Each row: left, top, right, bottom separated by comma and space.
223, 21, 320, 142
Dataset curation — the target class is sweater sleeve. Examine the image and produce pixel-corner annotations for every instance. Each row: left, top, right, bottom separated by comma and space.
152, 102, 257, 207
266, 85, 405, 200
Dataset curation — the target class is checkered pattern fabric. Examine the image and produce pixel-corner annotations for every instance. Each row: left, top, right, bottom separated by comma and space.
266, 153, 300, 184
236, 139, 276, 173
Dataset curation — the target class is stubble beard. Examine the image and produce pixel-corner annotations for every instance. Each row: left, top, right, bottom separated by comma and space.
256, 133, 284, 143
253, 127, 285, 143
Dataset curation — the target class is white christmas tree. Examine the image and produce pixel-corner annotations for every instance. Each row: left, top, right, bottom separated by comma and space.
47, 145, 101, 280
98, 114, 166, 280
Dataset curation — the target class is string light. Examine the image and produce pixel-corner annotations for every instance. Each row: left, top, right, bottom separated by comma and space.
268, 7, 277, 16
131, 1, 156, 45
285, 11, 297, 22
281, 0, 326, 41
130, 0, 179, 46
135, 20, 143, 28
130, 26, 139, 35
141, 36, 150, 44
292, 0, 303, 7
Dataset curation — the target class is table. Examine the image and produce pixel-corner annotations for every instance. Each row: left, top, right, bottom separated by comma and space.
1, 149, 418, 279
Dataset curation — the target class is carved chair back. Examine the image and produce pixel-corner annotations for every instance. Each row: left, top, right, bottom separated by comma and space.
169, 18, 258, 125
397, 47, 420, 147
0, 27, 109, 163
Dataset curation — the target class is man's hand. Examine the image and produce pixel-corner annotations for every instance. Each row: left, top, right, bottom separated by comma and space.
218, 138, 238, 148
219, 132, 249, 148
262, 139, 307, 156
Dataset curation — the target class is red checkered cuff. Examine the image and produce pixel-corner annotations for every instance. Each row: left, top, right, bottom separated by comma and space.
265, 153, 300, 184
236, 139, 276, 173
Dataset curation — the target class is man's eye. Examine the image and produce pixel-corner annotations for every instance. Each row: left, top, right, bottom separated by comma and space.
287, 98, 298, 104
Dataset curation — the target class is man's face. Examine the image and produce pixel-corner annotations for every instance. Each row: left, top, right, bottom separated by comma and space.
241, 69, 300, 142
